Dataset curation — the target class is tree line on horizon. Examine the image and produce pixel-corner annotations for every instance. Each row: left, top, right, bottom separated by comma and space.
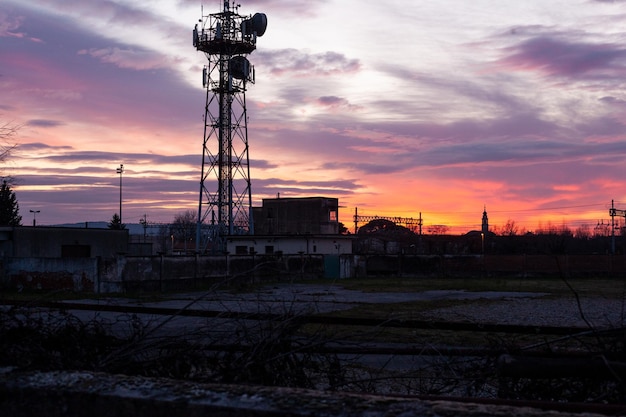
356, 218, 624, 255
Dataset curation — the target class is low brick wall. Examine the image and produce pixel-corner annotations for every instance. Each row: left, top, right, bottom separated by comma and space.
0, 369, 609, 417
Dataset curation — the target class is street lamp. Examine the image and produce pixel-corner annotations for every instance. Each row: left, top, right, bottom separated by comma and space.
481, 232, 485, 255
29, 210, 40, 227
116, 164, 124, 223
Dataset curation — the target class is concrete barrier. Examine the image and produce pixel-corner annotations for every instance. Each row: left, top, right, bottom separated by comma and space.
0, 369, 608, 417
3, 254, 626, 294
4, 257, 97, 292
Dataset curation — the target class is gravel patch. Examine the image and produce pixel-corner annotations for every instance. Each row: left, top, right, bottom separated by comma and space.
78, 284, 626, 329
156, 284, 547, 315
417, 296, 626, 328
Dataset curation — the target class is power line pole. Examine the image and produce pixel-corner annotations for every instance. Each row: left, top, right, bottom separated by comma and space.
116, 164, 124, 223
609, 199, 626, 254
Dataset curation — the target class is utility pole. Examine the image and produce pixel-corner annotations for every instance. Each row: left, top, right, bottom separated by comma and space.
609, 199, 626, 254
140, 214, 148, 242
116, 164, 124, 223
418, 212, 423, 236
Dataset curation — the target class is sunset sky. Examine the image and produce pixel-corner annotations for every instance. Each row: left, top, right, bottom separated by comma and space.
1, 0, 626, 234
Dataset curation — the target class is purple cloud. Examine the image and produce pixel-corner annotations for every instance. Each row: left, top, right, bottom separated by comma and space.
256, 49, 361, 77
500, 36, 626, 79
178, 0, 328, 18
25, 0, 162, 28
315, 95, 361, 111
18, 142, 73, 151
78, 47, 173, 71
0, 11, 42, 42
25, 119, 63, 127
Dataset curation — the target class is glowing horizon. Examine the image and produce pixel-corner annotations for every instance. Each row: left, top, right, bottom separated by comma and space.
2, 0, 626, 233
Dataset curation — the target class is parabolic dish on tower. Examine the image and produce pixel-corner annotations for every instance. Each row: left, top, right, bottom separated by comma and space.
241, 12, 267, 37
230, 55, 251, 80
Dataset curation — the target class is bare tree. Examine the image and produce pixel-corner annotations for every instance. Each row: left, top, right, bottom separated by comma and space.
499, 219, 519, 236
0, 121, 19, 180
427, 224, 449, 235
172, 209, 197, 251
574, 224, 591, 240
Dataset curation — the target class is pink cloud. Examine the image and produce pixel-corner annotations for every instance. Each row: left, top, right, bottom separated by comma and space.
0, 12, 23, 36
78, 47, 171, 71
22, 0, 156, 27
0, 11, 42, 42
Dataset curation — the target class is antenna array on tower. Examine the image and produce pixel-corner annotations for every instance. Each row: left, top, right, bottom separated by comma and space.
192, 1, 267, 252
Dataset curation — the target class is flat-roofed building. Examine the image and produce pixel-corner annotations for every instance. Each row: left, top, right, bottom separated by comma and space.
252, 196, 339, 235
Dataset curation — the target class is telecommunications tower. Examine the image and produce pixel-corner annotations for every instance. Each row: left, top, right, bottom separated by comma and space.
193, 2, 267, 252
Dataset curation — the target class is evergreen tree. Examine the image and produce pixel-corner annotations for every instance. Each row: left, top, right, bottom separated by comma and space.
108, 213, 125, 230
0, 180, 21, 226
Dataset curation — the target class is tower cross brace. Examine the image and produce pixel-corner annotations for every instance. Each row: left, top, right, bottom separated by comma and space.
192, 1, 267, 252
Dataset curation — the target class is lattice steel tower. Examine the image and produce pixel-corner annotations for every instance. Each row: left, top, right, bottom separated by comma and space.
193, 2, 267, 252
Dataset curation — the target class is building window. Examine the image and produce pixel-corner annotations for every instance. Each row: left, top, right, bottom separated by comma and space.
329, 210, 337, 221
265, 245, 274, 254
61, 245, 91, 258
313, 245, 317, 253
235, 245, 248, 255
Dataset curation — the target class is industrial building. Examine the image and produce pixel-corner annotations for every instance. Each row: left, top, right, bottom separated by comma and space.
228, 196, 353, 256
252, 196, 340, 235
0, 226, 128, 258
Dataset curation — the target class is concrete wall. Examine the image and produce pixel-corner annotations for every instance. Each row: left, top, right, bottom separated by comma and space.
0, 227, 128, 258
98, 255, 230, 293
361, 254, 626, 278
3, 254, 626, 294
1, 254, 329, 293
100, 254, 329, 293
4, 257, 98, 292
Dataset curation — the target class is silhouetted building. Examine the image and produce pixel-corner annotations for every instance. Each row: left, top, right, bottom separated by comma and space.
0, 226, 128, 258
252, 196, 339, 235
482, 206, 489, 234
229, 196, 351, 258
